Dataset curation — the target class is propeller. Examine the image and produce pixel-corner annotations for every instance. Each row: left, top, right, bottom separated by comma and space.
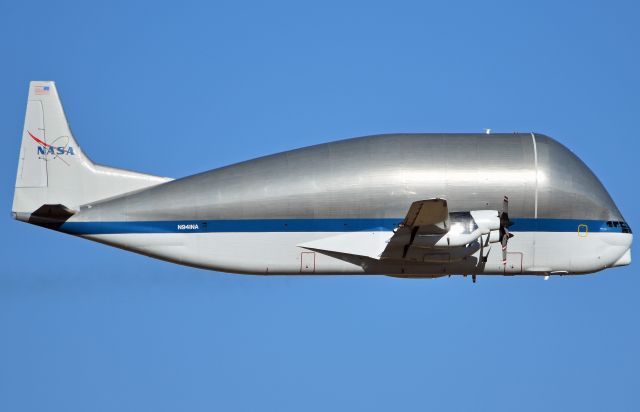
499, 196, 514, 264
478, 229, 490, 264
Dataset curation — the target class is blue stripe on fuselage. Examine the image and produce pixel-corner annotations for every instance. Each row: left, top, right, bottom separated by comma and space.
57, 218, 626, 235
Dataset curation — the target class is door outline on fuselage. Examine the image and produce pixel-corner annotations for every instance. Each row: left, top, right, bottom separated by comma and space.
300, 252, 316, 273
503, 251, 523, 274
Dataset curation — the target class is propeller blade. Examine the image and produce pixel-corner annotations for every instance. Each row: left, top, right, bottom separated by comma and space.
500, 196, 510, 229
501, 235, 508, 264
499, 196, 513, 265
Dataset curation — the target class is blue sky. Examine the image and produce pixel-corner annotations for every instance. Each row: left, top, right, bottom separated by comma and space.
1, 1, 638, 411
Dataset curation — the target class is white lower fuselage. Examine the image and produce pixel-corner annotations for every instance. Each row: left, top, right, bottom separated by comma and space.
83, 230, 632, 276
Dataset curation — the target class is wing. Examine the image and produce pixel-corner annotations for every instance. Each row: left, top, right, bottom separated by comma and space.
399, 198, 449, 234
297, 198, 450, 260
381, 198, 450, 259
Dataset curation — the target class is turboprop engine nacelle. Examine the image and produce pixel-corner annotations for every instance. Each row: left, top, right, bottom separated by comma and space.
470, 210, 503, 243
469, 210, 500, 232
413, 210, 501, 248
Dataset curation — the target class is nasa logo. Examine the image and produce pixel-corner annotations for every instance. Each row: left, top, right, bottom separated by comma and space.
28, 131, 75, 156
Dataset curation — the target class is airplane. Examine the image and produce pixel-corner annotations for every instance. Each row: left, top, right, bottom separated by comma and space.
12, 81, 632, 280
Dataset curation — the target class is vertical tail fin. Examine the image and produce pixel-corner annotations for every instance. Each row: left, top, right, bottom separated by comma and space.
13, 81, 171, 218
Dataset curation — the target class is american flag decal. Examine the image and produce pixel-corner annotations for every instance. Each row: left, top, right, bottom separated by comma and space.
34, 85, 50, 95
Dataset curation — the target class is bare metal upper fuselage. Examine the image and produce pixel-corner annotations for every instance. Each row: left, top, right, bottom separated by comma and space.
77, 133, 623, 223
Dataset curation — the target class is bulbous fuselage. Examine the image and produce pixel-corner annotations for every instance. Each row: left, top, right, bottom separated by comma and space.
60, 133, 630, 276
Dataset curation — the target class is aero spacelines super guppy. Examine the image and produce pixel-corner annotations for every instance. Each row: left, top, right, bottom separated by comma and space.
12, 81, 632, 280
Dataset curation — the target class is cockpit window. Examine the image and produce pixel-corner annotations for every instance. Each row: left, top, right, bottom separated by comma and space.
620, 221, 632, 233
605, 220, 632, 233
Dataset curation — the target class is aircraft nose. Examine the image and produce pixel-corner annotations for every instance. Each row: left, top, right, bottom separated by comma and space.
612, 248, 631, 267
604, 231, 632, 268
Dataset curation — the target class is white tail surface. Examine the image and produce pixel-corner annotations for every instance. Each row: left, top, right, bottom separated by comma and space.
13, 81, 171, 215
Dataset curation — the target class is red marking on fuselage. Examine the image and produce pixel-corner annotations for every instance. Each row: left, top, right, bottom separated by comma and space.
27, 131, 50, 148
